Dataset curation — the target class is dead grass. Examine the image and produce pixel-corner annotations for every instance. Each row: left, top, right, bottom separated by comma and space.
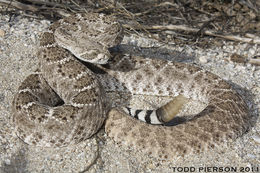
0, 0, 259, 47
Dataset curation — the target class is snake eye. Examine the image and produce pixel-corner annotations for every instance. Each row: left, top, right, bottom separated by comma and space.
96, 53, 109, 64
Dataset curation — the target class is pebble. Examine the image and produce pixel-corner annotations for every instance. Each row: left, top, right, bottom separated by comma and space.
0, 29, 5, 37
4, 159, 11, 165
251, 135, 260, 145
248, 48, 256, 56
146, 162, 156, 170
230, 53, 247, 63
199, 56, 208, 64
252, 87, 260, 94
246, 154, 256, 159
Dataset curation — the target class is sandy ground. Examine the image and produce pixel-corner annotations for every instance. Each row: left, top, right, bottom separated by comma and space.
0, 13, 259, 173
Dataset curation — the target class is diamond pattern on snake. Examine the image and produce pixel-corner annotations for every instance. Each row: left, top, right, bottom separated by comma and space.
12, 13, 250, 159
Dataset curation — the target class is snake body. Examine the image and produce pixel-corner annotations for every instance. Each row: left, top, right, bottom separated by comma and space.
12, 13, 250, 159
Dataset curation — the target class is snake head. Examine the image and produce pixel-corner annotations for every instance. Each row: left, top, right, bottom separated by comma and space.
53, 13, 123, 65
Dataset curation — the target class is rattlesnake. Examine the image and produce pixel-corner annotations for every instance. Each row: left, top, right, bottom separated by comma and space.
12, 13, 250, 159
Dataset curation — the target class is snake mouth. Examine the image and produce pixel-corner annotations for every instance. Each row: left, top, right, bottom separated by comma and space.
74, 50, 110, 65
94, 53, 110, 64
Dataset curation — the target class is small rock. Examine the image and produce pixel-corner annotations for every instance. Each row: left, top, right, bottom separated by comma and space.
248, 48, 256, 55
251, 135, 260, 145
199, 56, 208, 64
4, 159, 11, 165
252, 87, 260, 94
146, 162, 156, 170
0, 29, 5, 37
246, 153, 256, 159
230, 53, 247, 63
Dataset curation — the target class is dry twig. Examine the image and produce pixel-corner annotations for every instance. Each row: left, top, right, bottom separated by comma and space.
134, 2, 179, 16
248, 56, 260, 66
0, 0, 38, 12
129, 24, 260, 44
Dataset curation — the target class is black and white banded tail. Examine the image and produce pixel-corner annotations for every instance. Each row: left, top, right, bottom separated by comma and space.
122, 107, 163, 124
122, 95, 189, 125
